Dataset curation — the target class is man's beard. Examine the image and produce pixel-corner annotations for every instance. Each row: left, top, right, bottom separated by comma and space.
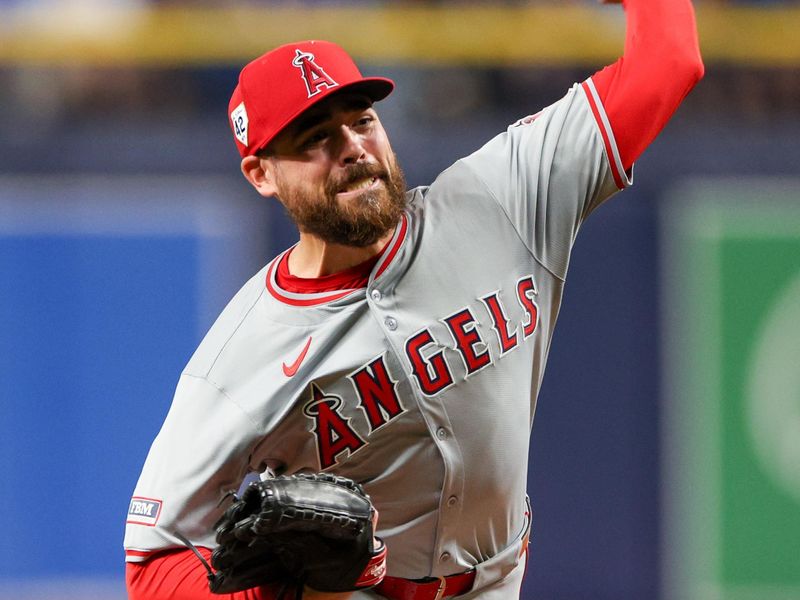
276, 156, 407, 248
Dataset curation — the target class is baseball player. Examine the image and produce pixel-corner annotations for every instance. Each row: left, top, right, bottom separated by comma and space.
125, 0, 703, 597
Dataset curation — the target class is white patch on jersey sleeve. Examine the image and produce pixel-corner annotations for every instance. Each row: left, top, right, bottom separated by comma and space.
127, 497, 162, 527
123, 374, 261, 560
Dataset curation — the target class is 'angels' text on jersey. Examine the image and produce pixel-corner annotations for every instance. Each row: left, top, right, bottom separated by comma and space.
304, 275, 539, 469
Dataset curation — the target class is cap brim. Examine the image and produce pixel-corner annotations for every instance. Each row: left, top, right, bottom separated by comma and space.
255, 76, 395, 154
341, 77, 395, 103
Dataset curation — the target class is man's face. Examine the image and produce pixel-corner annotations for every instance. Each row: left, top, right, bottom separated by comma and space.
263, 92, 406, 247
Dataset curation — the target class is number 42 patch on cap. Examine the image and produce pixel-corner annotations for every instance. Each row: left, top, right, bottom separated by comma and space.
231, 102, 249, 146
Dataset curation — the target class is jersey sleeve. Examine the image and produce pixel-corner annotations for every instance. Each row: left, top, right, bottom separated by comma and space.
460, 82, 625, 280
458, 0, 702, 280
124, 374, 261, 562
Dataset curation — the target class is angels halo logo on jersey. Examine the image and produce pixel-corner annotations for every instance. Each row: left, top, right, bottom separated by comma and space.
292, 49, 339, 98
230, 102, 249, 146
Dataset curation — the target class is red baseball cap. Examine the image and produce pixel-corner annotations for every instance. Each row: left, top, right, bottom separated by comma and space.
228, 40, 395, 157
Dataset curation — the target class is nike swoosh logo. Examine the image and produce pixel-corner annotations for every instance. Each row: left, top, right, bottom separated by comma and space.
282, 337, 312, 377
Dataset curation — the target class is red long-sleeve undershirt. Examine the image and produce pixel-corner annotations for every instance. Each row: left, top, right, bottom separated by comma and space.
126, 1, 702, 598
593, 0, 704, 171
126, 547, 286, 600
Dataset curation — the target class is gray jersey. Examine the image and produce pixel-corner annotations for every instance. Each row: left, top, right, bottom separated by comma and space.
125, 79, 629, 593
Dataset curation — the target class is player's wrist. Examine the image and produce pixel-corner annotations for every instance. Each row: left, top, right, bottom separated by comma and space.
354, 539, 387, 588
301, 587, 355, 600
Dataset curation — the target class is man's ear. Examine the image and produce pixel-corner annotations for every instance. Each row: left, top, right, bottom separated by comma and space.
241, 155, 279, 198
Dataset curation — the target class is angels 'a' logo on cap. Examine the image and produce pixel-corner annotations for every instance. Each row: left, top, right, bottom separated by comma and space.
231, 101, 249, 146
292, 49, 339, 98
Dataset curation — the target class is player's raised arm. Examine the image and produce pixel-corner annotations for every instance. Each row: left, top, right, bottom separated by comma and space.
591, 0, 704, 171
455, 0, 702, 283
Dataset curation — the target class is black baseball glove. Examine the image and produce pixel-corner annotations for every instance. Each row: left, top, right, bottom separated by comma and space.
208, 473, 386, 595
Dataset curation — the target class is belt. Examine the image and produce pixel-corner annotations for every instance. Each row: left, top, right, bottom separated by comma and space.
375, 569, 476, 600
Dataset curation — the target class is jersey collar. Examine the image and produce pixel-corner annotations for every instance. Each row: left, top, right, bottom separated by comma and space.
265, 213, 409, 307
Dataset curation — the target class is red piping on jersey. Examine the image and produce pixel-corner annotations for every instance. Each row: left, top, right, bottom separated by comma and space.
278, 248, 381, 293
375, 212, 408, 279
582, 79, 626, 191
266, 258, 357, 306
265, 213, 408, 307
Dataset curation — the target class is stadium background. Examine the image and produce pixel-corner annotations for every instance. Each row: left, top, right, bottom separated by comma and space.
1, 1, 799, 598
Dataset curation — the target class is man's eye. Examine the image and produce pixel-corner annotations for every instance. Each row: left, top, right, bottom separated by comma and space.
303, 131, 328, 147
355, 116, 373, 128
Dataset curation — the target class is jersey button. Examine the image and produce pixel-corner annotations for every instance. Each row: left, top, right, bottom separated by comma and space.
370, 289, 382, 302
440, 551, 451, 562
436, 427, 448, 440
384, 316, 397, 331
447, 495, 458, 507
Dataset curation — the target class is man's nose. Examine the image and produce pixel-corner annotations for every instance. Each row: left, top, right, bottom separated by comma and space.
337, 125, 367, 165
